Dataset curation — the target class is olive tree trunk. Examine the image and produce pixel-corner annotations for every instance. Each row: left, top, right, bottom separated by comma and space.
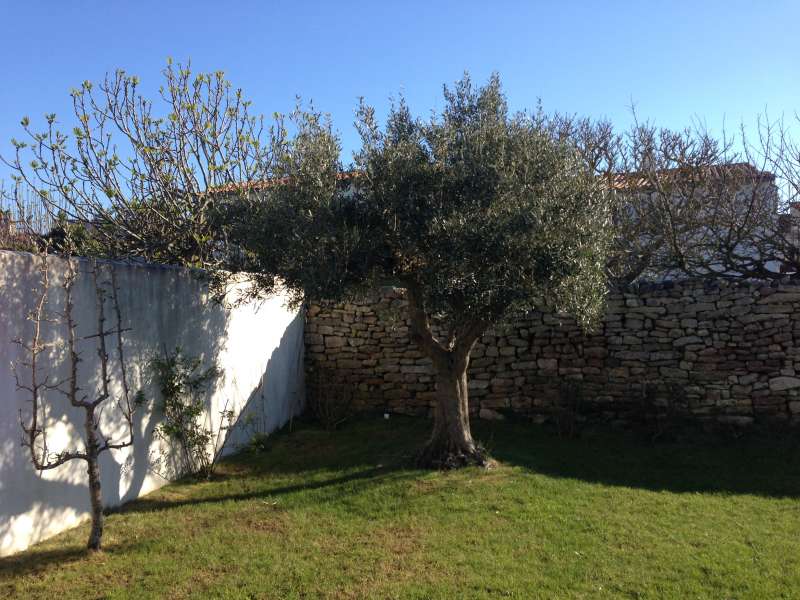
416, 354, 486, 468
406, 285, 488, 469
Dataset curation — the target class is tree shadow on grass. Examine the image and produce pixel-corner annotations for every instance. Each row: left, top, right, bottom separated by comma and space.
49, 416, 800, 529
110, 416, 800, 518
111, 462, 419, 516
476, 420, 800, 499
0, 540, 137, 581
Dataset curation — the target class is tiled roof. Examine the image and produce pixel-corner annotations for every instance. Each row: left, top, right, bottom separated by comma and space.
606, 163, 775, 191
208, 171, 359, 195
207, 163, 774, 195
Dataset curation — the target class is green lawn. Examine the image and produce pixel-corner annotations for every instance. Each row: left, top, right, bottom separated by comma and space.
2, 417, 799, 599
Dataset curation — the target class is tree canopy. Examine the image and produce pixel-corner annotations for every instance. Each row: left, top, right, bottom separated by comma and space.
228, 74, 612, 327
225, 74, 613, 466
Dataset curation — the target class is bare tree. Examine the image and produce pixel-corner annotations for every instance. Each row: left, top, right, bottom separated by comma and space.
0, 181, 54, 251
14, 253, 137, 551
730, 113, 800, 277
555, 113, 782, 283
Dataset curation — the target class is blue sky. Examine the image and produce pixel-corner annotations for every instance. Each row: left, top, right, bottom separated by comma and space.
0, 0, 797, 180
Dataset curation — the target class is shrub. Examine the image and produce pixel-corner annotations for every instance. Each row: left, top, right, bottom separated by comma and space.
150, 347, 232, 479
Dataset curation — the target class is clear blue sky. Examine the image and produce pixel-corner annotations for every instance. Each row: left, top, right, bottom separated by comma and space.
1, 0, 797, 180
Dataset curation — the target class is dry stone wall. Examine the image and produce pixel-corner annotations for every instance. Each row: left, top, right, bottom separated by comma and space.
305, 279, 800, 425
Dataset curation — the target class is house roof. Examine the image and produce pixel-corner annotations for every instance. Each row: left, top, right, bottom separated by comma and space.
207, 163, 774, 195
208, 171, 358, 195
606, 162, 775, 191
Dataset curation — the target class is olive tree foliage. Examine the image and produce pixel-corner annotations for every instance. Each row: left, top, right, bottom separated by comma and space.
1, 61, 286, 267
226, 74, 613, 467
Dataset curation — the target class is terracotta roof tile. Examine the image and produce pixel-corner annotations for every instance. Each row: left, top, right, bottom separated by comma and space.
208, 171, 359, 195
207, 163, 773, 195
605, 163, 774, 191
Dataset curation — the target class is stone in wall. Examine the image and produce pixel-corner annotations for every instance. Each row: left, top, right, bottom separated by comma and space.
305, 279, 800, 425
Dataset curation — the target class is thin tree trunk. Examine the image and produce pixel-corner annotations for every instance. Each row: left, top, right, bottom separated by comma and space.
85, 408, 104, 551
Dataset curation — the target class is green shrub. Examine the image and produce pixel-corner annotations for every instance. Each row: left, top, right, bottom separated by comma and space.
150, 347, 232, 479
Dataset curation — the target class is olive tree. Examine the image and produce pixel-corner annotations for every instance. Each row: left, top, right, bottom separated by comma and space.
226, 75, 613, 467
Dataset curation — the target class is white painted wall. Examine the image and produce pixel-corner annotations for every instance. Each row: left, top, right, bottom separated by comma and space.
0, 250, 305, 556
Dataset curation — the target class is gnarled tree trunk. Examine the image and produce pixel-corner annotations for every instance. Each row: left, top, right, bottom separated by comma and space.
406, 285, 488, 469
416, 354, 486, 468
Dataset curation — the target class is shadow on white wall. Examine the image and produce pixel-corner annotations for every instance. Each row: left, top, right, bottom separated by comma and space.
0, 250, 305, 556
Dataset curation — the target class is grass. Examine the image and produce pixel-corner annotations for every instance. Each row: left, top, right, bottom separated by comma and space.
2, 417, 800, 599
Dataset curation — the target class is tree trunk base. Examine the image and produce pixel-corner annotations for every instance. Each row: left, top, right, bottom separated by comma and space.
416, 437, 489, 470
